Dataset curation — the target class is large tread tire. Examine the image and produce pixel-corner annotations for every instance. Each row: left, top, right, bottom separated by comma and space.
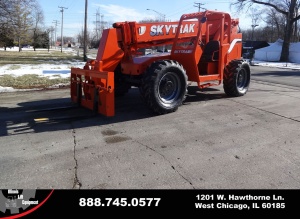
223, 60, 251, 97
141, 60, 188, 115
114, 64, 131, 97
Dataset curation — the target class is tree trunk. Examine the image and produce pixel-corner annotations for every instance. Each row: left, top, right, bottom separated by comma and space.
18, 37, 22, 52
280, 0, 297, 62
33, 31, 36, 51
280, 21, 291, 62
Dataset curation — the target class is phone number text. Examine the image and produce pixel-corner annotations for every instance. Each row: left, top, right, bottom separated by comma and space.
79, 198, 161, 207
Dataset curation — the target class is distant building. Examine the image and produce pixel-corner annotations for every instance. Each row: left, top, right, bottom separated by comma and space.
242, 41, 269, 59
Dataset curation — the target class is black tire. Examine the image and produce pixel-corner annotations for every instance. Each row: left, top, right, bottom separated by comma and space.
141, 60, 188, 114
223, 60, 251, 97
114, 64, 131, 97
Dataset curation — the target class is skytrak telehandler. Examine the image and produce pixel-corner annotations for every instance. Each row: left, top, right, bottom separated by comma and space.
70, 10, 251, 117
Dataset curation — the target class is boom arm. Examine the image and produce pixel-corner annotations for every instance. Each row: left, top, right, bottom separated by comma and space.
105, 21, 199, 62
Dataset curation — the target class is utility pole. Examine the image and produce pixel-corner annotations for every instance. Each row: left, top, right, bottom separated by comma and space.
146, 9, 166, 21
52, 20, 59, 48
94, 8, 100, 41
251, 24, 259, 41
49, 26, 54, 49
47, 29, 51, 52
194, 2, 205, 12
100, 14, 105, 37
83, 0, 88, 61
58, 6, 68, 53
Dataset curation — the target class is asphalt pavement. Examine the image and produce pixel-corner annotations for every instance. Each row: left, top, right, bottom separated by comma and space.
251, 65, 300, 88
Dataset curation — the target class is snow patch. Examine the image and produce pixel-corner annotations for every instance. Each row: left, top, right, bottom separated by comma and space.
254, 39, 300, 63
1, 44, 299, 93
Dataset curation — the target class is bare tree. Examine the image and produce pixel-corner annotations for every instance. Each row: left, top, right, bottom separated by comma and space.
139, 18, 161, 23
264, 8, 286, 41
32, 2, 44, 51
0, 25, 14, 49
0, 0, 12, 15
0, 1, 14, 49
232, 0, 300, 62
77, 28, 92, 49
6, 0, 40, 51
1, 1, 14, 47
249, 8, 261, 41
293, 3, 300, 41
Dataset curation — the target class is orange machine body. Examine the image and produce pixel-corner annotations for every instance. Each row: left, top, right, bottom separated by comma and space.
70, 10, 243, 116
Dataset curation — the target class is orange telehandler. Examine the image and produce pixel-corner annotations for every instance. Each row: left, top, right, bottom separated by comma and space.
70, 10, 250, 117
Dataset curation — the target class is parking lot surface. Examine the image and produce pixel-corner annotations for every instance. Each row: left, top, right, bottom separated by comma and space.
0, 70, 300, 189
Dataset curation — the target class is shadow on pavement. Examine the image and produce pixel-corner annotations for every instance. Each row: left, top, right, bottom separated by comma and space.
0, 86, 226, 137
251, 68, 300, 77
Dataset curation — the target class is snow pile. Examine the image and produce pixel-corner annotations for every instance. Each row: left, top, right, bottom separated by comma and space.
0, 47, 90, 93
0, 63, 85, 79
254, 39, 300, 63
0, 86, 38, 93
252, 60, 300, 69
289, 41, 300, 63
0, 86, 15, 93
0, 45, 299, 93
0, 47, 86, 79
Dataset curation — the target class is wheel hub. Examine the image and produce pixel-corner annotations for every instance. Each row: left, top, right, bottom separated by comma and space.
161, 80, 174, 96
158, 72, 181, 104
237, 70, 247, 89
238, 74, 244, 83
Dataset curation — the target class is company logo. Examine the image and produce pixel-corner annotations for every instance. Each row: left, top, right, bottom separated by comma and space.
138, 26, 147, 35
0, 189, 37, 215
150, 23, 195, 36
174, 50, 193, 54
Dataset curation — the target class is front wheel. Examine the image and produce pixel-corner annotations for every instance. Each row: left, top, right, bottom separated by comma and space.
223, 60, 251, 97
141, 60, 188, 115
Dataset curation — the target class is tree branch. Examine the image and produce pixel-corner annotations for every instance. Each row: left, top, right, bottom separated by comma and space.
251, 0, 288, 15
291, 14, 300, 23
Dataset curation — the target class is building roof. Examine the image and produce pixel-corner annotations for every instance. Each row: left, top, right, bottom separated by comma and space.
242, 41, 269, 50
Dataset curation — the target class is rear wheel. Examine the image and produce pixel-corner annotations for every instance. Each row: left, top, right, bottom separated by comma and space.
141, 60, 188, 114
223, 60, 251, 96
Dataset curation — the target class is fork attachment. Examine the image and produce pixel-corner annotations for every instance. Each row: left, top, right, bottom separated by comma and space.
70, 60, 115, 117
